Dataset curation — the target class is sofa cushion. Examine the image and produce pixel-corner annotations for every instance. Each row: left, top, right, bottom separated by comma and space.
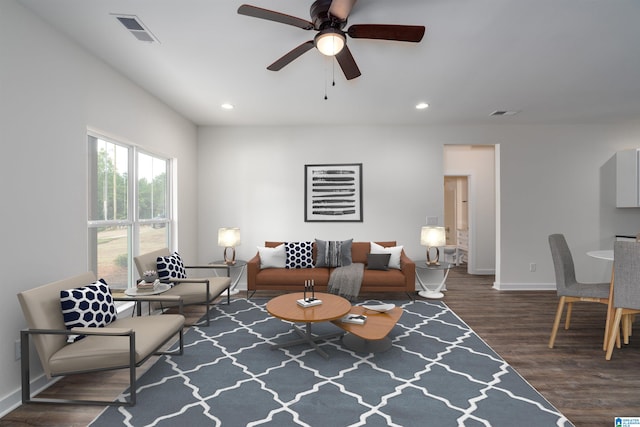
157, 252, 187, 280
367, 253, 391, 270
255, 267, 330, 287
257, 244, 286, 269
370, 242, 403, 269
60, 279, 117, 342
315, 239, 353, 267
285, 241, 314, 269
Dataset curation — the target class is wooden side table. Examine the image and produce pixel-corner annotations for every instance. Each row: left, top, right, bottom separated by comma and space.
266, 292, 351, 359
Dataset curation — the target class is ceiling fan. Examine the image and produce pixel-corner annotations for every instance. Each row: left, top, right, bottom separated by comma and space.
237, 0, 425, 80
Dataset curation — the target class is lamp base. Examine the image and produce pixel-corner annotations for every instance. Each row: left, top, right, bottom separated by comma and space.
223, 247, 236, 265
426, 247, 440, 266
418, 290, 444, 299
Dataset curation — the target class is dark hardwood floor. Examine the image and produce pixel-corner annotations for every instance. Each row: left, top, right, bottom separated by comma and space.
3, 266, 639, 426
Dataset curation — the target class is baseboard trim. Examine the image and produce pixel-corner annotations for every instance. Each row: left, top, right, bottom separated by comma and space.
493, 282, 557, 291
0, 374, 59, 418
1, 302, 137, 418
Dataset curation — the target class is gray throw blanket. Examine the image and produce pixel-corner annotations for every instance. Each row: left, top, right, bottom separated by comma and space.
327, 263, 365, 301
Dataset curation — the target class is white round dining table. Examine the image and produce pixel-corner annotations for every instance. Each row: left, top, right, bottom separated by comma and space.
586, 250, 613, 261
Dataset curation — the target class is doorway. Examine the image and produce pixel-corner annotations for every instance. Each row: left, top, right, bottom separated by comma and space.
443, 144, 497, 276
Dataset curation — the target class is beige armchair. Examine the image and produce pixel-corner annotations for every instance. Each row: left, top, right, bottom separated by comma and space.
17, 272, 185, 406
134, 248, 232, 326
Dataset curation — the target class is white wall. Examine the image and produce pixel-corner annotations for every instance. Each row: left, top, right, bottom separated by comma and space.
198, 124, 640, 291
496, 124, 640, 289
444, 145, 496, 275
197, 126, 444, 265
0, 0, 197, 413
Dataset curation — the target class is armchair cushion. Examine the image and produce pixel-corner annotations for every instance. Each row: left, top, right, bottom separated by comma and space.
60, 279, 116, 342
157, 252, 187, 280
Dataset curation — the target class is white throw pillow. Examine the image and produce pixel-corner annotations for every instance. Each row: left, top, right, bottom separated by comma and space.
370, 242, 403, 269
257, 244, 286, 269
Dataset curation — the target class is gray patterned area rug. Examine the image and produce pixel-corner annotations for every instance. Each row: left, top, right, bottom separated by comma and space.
90, 299, 571, 427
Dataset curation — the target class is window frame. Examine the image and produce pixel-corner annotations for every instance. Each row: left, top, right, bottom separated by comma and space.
87, 132, 173, 288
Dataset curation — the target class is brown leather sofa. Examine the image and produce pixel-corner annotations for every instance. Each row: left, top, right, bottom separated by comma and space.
247, 241, 415, 296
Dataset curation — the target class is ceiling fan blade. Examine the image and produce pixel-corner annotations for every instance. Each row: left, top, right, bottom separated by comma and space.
329, 0, 358, 21
348, 24, 425, 42
237, 4, 314, 30
335, 45, 361, 80
267, 41, 315, 71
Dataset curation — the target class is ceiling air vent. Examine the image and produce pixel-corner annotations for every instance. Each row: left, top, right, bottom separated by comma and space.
113, 14, 159, 43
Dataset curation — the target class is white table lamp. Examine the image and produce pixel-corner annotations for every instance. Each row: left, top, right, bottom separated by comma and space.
218, 227, 241, 265
421, 226, 446, 266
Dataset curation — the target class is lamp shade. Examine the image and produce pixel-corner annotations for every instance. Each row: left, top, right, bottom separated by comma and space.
218, 227, 241, 247
421, 226, 446, 247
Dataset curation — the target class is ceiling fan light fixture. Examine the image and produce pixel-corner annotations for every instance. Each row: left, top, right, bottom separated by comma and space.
315, 29, 345, 56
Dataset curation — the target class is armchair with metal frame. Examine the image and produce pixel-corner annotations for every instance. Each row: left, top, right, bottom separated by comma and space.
134, 248, 232, 326
17, 272, 185, 406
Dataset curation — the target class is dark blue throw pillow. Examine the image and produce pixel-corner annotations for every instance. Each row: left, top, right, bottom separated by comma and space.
157, 252, 187, 281
285, 241, 314, 269
60, 278, 116, 342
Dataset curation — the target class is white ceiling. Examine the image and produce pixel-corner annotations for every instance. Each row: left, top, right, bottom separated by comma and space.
17, 0, 640, 127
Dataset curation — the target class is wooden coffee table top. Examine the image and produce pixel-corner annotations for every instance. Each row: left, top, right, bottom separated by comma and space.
266, 292, 351, 323
332, 305, 403, 341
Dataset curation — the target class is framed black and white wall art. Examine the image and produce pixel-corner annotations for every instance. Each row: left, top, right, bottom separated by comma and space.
304, 163, 363, 222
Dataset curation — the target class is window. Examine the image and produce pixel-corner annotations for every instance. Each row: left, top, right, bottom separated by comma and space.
88, 134, 171, 288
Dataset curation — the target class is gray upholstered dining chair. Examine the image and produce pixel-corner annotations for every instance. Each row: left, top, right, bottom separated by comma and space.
605, 241, 640, 360
548, 234, 611, 348
134, 248, 232, 326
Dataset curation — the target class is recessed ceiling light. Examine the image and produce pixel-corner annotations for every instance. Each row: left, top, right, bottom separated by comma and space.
416, 102, 429, 110
221, 103, 234, 110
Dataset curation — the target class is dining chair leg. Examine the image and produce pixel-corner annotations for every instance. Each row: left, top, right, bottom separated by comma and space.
603, 269, 615, 351
549, 296, 566, 348
564, 301, 573, 330
606, 308, 623, 360
623, 314, 631, 345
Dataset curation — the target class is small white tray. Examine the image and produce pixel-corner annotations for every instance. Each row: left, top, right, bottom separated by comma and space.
362, 303, 395, 312
125, 283, 171, 296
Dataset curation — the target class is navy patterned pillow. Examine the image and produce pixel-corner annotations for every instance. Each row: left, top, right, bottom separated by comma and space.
157, 252, 187, 281
285, 241, 314, 269
60, 279, 117, 342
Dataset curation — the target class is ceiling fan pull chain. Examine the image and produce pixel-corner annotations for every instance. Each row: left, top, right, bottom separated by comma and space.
332, 57, 336, 87
324, 58, 328, 100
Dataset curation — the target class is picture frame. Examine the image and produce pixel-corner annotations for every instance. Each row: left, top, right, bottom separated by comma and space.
305, 163, 363, 222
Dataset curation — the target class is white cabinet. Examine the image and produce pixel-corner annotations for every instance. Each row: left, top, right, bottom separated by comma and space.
616, 149, 640, 207
456, 228, 468, 264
